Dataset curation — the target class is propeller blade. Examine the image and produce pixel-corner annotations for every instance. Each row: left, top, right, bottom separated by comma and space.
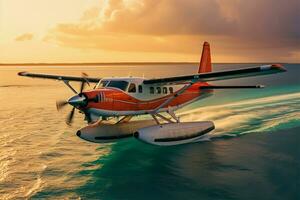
82, 72, 90, 86
79, 80, 86, 94
66, 107, 75, 126
79, 72, 91, 95
56, 100, 68, 111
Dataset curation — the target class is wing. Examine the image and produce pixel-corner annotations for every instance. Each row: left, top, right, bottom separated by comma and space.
18, 71, 101, 83
143, 64, 286, 85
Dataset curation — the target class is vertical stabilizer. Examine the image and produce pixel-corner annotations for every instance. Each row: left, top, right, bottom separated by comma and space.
198, 42, 212, 73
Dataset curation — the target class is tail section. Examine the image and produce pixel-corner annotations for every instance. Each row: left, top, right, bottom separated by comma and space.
198, 42, 212, 73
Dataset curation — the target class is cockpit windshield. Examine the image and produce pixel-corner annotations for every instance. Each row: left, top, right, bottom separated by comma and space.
97, 80, 109, 88
107, 81, 129, 91
96, 80, 129, 91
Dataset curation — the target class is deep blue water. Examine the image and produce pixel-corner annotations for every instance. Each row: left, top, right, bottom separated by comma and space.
76, 127, 300, 200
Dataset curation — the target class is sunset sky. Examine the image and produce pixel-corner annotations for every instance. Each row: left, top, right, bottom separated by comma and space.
1, 0, 299, 63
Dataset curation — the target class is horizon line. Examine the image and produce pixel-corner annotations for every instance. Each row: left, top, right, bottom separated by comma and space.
0, 61, 295, 66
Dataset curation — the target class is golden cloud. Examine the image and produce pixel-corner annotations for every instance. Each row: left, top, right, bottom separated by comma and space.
44, 0, 300, 62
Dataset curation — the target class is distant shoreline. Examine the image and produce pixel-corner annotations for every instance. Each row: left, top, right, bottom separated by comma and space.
0, 62, 293, 66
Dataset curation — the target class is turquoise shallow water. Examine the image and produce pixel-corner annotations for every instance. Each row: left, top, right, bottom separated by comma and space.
0, 64, 299, 199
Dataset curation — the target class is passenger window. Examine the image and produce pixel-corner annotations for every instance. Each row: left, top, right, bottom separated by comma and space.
156, 87, 161, 94
138, 85, 143, 93
150, 87, 154, 94
163, 87, 167, 94
169, 87, 174, 94
128, 83, 136, 93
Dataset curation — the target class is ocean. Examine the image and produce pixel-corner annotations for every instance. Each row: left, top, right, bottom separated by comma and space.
0, 63, 299, 199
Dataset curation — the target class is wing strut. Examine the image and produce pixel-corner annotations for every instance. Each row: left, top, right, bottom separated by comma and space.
148, 83, 193, 125
153, 83, 193, 113
63, 80, 77, 94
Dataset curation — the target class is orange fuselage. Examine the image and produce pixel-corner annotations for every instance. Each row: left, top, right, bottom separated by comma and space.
83, 82, 212, 115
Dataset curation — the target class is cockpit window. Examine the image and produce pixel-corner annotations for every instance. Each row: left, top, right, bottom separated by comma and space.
128, 83, 136, 93
107, 81, 129, 91
97, 80, 109, 88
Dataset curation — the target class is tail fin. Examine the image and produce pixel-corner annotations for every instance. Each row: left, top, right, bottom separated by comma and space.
198, 42, 212, 73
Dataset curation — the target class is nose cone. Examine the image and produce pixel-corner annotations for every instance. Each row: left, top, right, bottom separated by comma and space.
68, 94, 87, 107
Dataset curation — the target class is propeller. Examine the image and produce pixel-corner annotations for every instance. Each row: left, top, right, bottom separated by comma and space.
79, 72, 90, 96
56, 72, 91, 126
66, 107, 75, 126
56, 100, 68, 111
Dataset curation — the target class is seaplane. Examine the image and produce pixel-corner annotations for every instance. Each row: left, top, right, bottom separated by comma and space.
18, 42, 286, 146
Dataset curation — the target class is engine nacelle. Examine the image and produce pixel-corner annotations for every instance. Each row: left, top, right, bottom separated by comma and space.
134, 121, 215, 146
76, 119, 156, 143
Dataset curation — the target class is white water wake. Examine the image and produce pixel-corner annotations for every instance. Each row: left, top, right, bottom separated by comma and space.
179, 92, 300, 139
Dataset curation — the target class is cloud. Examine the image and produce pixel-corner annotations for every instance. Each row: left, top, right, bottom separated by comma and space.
44, 0, 300, 62
80, 7, 101, 21
15, 33, 34, 42
47, 0, 236, 36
